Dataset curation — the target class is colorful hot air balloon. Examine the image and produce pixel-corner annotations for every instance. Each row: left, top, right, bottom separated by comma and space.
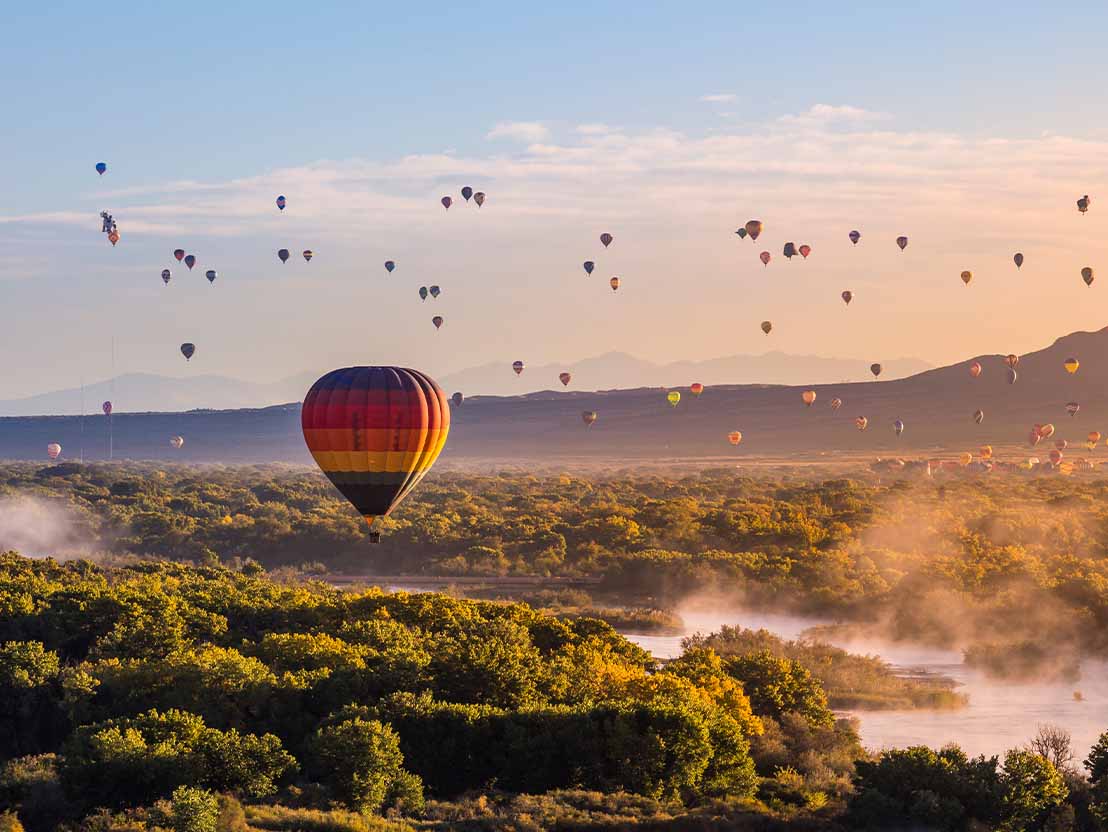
1056, 439, 1069, 450
1007, 368, 1018, 385
761, 321, 772, 335
870, 364, 882, 378
170, 435, 184, 449
959, 452, 973, 466
276, 195, 286, 211
102, 401, 112, 416
583, 261, 595, 276
759, 251, 771, 266
969, 361, 982, 378
513, 360, 524, 376
974, 409, 985, 424
980, 445, 993, 460
896, 236, 908, 251
461, 186, 474, 202
1005, 354, 1020, 369
582, 410, 598, 427
559, 372, 572, 387
841, 290, 853, 305
1078, 195, 1091, 214
1089, 431, 1102, 449
667, 391, 681, 407
1049, 448, 1064, 465
108, 230, 119, 246
1014, 253, 1024, 269
301, 367, 450, 541
802, 390, 816, 407
441, 196, 453, 211
1040, 423, 1056, 439
960, 270, 972, 286
1067, 401, 1081, 417
735, 228, 748, 239
783, 242, 797, 259
600, 233, 613, 248
452, 392, 464, 407
419, 287, 428, 301
728, 431, 743, 446
830, 397, 842, 411
180, 343, 195, 361
95, 162, 107, 175
385, 260, 396, 274
855, 416, 868, 431
474, 192, 486, 207
894, 419, 905, 437
184, 254, 196, 270
849, 230, 861, 245
690, 383, 704, 397
174, 249, 185, 262
1082, 267, 1094, 287
429, 285, 441, 298
161, 269, 171, 285
1065, 357, 1080, 374
432, 316, 443, 330
303, 250, 313, 262
47, 443, 61, 460
799, 244, 811, 259
744, 220, 763, 241
609, 276, 620, 291
206, 269, 217, 284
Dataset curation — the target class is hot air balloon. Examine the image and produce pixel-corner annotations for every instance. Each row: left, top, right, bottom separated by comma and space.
419, 287, 428, 301
161, 269, 171, 285
277, 250, 289, 264
1029, 430, 1043, 447
855, 416, 868, 431
1089, 431, 1102, 449
841, 291, 853, 305
960, 270, 972, 286
1056, 439, 1068, 450
513, 360, 524, 376
184, 254, 196, 270
461, 186, 473, 202
1040, 423, 1056, 439
980, 445, 993, 460
559, 372, 572, 387
610, 276, 620, 291
896, 236, 908, 251
1007, 368, 1018, 385
1078, 195, 1090, 214
974, 409, 985, 424
276, 195, 286, 211
582, 411, 598, 427
108, 230, 119, 246
870, 364, 882, 378
583, 261, 595, 276
744, 220, 763, 241
759, 251, 771, 266
441, 196, 453, 211
830, 397, 842, 411
690, 383, 704, 397
385, 261, 396, 274
761, 321, 772, 335
802, 390, 817, 407
728, 431, 743, 446
174, 249, 185, 262
1065, 357, 1080, 374
894, 419, 905, 437
206, 269, 217, 284
170, 436, 184, 449
432, 316, 443, 330
959, 452, 973, 466
1082, 267, 1094, 287
783, 242, 797, 259
600, 233, 613, 248
429, 285, 441, 298
452, 392, 464, 407
301, 366, 450, 542
969, 361, 982, 378
1005, 354, 1020, 369
47, 443, 61, 460
102, 401, 112, 416
474, 192, 486, 207
95, 162, 107, 175
1014, 253, 1024, 269
303, 250, 313, 262
1067, 401, 1081, 417
180, 343, 195, 361
666, 391, 681, 407
735, 228, 748, 239
849, 230, 861, 245
799, 244, 811, 259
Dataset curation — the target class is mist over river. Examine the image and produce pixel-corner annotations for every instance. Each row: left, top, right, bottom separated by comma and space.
623, 608, 1108, 760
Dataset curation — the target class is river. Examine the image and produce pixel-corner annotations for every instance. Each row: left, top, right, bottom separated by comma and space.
623, 607, 1108, 760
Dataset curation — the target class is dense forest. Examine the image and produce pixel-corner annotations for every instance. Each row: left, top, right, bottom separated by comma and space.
5, 461, 1108, 678
0, 554, 1106, 832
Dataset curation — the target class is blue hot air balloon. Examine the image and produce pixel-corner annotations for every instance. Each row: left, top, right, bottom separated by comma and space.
95, 162, 107, 176
276, 195, 286, 211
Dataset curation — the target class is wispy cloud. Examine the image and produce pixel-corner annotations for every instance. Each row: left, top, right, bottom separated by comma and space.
777, 103, 890, 127
486, 121, 550, 142
700, 93, 736, 103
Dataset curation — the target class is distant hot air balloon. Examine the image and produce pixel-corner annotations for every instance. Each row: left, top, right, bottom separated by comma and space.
206, 269, 217, 284
1014, 253, 1024, 269
1005, 354, 1020, 369
441, 196, 453, 211
1039, 423, 1056, 439
667, 391, 681, 407
1029, 430, 1043, 447
559, 372, 572, 387
276, 195, 286, 211
429, 285, 441, 298
870, 363, 882, 378
277, 249, 289, 264
610, 276, 620, 291
301, 366, 450, 542
102, 401, 112, 416
600, 232, 613, 248
174, 249, 185, 262
841, 290, 853, 305
184, 254, 196, 270
783, 242, 797, 259
974, 409, 985, 424
432, 315, 443, 330
419, 286, 428, 301
799, 244, 812, 259
1056, 439, 1068, 450
47, 443, 61, 460
1067, 401, 1081, 417
959, 452, 973, 466
513, 360, 524, 376
474, 192, 486, 207
161, 269, 171, 285
802, 390, 817, 407
855, 416, 868, 431
969, 361, 982, 378
1088, 431, 1102, 449
690, 383, 704, 397
960, 270, 972, 286
1078, 195, 1091, 214
582, 410, 598, 427
830, 397, 842, 411
759, 251, 772, 266
180, 343, 195, 361
735, 228, 748, 239
108, 230, 119, 246
1065, 357, 1080, 374
1049, 448, 1064, 466
583, 261, 595, 276
1082, 267, 1094, 287
95, 162, 107, 175
894, 419, 905, 437
452, 392, 464, 407
728, 431, 743, 446
303, 250, 313, 262
385, 260, 396, 274
980, 445, 993, 460
849, 230, 861, 245
1007, 368, 1018, 385
761, 320, 772, 335
744, 220, 763, 241
170, 435, 184, 449
896, 236, 908, 251
461, 186, 473, 202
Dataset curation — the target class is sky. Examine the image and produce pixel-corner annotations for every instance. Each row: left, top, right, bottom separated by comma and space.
4, 1, 1108, 399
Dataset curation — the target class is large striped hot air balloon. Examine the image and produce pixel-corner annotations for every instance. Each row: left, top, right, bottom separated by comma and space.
47, 443, 62, 460
301, 367, 450, 542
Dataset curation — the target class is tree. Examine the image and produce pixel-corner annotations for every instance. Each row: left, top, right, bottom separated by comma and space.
168, 786, 219, 832
1086, 731, 1108, 783
1030, 724, 1075, 773
1000, 749, 1068, 832
310, 717, 417, 814
724, 651, 834, 728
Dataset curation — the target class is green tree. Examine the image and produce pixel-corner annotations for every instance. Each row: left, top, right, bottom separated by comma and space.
1000, 749, 1068, 832
724, 650, 834, 728
310, 717, 417, 814
1087, 731, 1108, 783
169, 786, 219, 832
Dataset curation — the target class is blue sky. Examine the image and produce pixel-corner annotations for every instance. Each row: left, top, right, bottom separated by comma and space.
3, 2, 1108, 400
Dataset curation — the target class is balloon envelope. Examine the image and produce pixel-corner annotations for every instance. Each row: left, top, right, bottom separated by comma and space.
184, 254, 196, 269
802, 390, 816, 407
830, 397, 842, 411
583, 261, 594, 275
582, 411, 598, 427
735, 228, 747, 239
474, 192, 486, 207
429, 285, 440, 298
174, 249, 185, 262
559, 372, 572, 387
855, 416, 868, 431
1067, 401, 1081, 416
841, 291, 853, 305
798, 244, 811, 259
102, 401, 112, 416
276, 195, 286, 210
95, 162, 107, 175
974, 409, 984, 424
47, 443, 61, 460
870, 363, 882, 377
1007, 368, 1018, 384
1014, 253, 1024, 269
1082, 267, 1094, 286
667, 391, 681, 407
512, 360, 524, 375
452, 392, 464, 407
277, 249, 289, 263
206, 270, 217, 284
849, 230, 861, 245
432, 316, 443, 329
896, 236, 908, 251
759, 251, 771, 266
180, 343, 195, 361
441, 196, 452, 210
303, 250, 313, 262
744, 220, 763, 240
761, 320, 772, 335
385, 261, 396, 273
170, 436, 184, 449
600, 232, 613, 248
609, 276, 620, 291
461, 186, 473, 202
728, 431, 743, 446
969, 361, 982, 378
419, 287, 428, 301
960, 270, 972, 285
1064, 357, 1080, 374
690, 382, 704, 397
894, 419, 905, 437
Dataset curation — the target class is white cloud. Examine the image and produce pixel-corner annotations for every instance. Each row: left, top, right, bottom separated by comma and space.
700, 93, 736, 103
778, 103, 890, 127
486, 121, 550, 142
575, 123, 613, 136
